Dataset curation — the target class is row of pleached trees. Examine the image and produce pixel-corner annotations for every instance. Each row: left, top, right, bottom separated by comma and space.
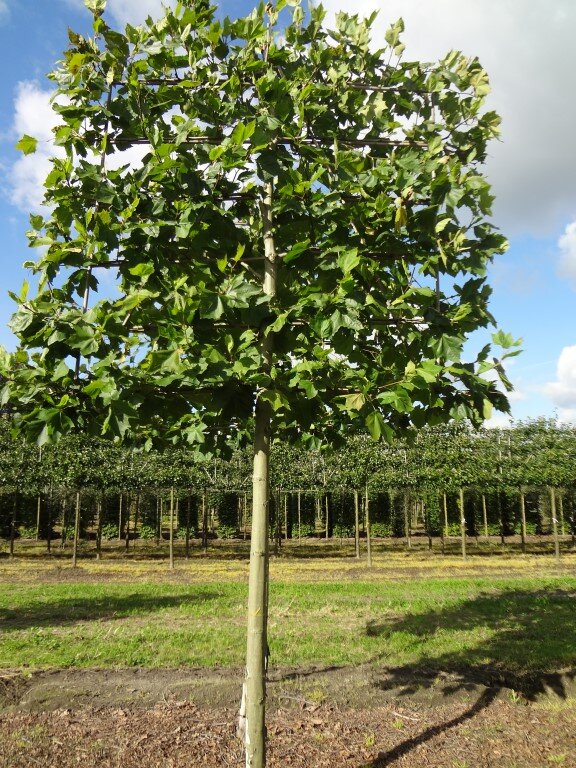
2, 417, 575, 556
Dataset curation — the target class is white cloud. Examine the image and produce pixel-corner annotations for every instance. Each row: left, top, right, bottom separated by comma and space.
108, 0, 176, 27
558, 221, 576, 286
64, 0, 176, 27
9, 82, 65, 212
8, 80, 148, 214
544, 346, 576, 408
484, 412, 513, 429
321, 0, 576, 236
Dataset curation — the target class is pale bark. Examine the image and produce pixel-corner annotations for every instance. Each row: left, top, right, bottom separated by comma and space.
124, 494, 130, 552
297, 490, 301, 543
202, 490, 208, 552
118, 493, 123, 542
240, 179, 277, 768
354, 490, 360, 559
9, 494, 17, 559
520, 490, 527, 554
459, 488, 467, 561
549, 487, 560, 563
482, 494, 488, 538
95, 498, 102, 560
72, 491, 81, 568
365, 486, 372, 568
169, 487, 175, 570
185, 495, 191, 560
36, 494, 42, 541
404, 493, 411, 549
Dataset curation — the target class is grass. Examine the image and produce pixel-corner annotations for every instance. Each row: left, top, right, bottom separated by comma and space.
0, 554, 575, 682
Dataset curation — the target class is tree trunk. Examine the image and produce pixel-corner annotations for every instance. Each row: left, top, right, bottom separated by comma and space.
498, 491, 505, 546
72, 491, 81, 569
202, 490, 208, 552
134, 494, 140, 549
155, 496, 160, 547
9, 494, 17, 559
185, 495, 191, 560
549, 486, 560, 563
239, 178, 277, 768
365, 486, 372, 568
424, 502, 432, 550
443, 492, 448, 540
520, 489, 527, 554
482, 494, 488, 538
558, 491, 565, 536
324, 493, 329, 541
354, 490, 360, 559
459, 488, 467, 561
46, 487, 53, 555
95, 498, 102, 560
244, 493, 249, 540
404, 493, 411, 549
60, 496, 67, 550
36, 494, 42, 541
169, 487, 175, 570
118, 493, 123, 542
284, 493, 289, 542
297, 490, 301, 543
124, 495, 131, 552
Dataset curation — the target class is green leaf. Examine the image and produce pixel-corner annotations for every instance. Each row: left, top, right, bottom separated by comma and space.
395, 201, 408, 233
16, 135, 38, 155
231, 120, 256, 145
85, 0, 106, 16
283, 239, 311, 264
345, 392, 365, 411
337, 249, 360, 274
129, 262, 155, 279
365, 410, 385, 441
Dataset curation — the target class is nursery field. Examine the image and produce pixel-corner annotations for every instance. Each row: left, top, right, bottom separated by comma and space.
0, 550, 575, 767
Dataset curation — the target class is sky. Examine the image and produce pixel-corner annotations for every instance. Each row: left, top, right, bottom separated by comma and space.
0, 0, 575, 427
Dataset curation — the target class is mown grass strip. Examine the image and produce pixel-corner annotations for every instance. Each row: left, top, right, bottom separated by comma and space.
1, 574, 575, 673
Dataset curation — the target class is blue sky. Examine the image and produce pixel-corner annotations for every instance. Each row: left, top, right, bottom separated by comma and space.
1, 0, 575, 426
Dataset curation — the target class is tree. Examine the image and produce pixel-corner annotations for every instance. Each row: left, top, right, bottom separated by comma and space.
1, 1, 517, 764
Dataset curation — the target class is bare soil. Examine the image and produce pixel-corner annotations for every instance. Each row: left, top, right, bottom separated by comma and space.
1, 666, 575, 767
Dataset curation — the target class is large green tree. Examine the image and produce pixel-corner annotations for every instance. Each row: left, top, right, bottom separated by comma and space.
1, 1, 517, 764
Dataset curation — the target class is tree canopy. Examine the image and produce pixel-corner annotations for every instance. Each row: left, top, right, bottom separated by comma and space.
1, 0, 516, 452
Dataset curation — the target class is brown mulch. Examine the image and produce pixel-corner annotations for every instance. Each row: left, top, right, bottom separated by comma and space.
1, 697, 575, 768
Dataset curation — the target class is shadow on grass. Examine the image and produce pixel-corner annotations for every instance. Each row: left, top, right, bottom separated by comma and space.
365, 587, 576, 701
360, 587, 576, 766
0, 589, 219, 632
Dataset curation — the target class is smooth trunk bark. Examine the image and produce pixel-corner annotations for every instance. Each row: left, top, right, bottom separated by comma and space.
72, 491, 81, 568
169, 487, 175, 570
520, 490, 527, 554
459, 488, 467, 561
354, 490, 360, 559
365, 487, 372, 568
549, 487, 560, 563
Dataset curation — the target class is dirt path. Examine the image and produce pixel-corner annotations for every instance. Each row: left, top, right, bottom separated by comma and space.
1, 666, 575, 767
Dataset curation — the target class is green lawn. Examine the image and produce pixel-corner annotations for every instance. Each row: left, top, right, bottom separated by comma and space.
1, 567, 575, 677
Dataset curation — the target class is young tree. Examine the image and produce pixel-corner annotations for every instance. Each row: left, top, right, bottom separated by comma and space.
1, 1, 516, 764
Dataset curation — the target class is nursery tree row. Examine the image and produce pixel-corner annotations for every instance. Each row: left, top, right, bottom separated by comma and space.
1, 417, 575, 557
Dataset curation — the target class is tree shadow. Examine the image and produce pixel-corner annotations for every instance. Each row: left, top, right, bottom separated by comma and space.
359, 586, 576, 766
365, 587, 576, 701
0, 590, 219, 632
366, 687, 499, 767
